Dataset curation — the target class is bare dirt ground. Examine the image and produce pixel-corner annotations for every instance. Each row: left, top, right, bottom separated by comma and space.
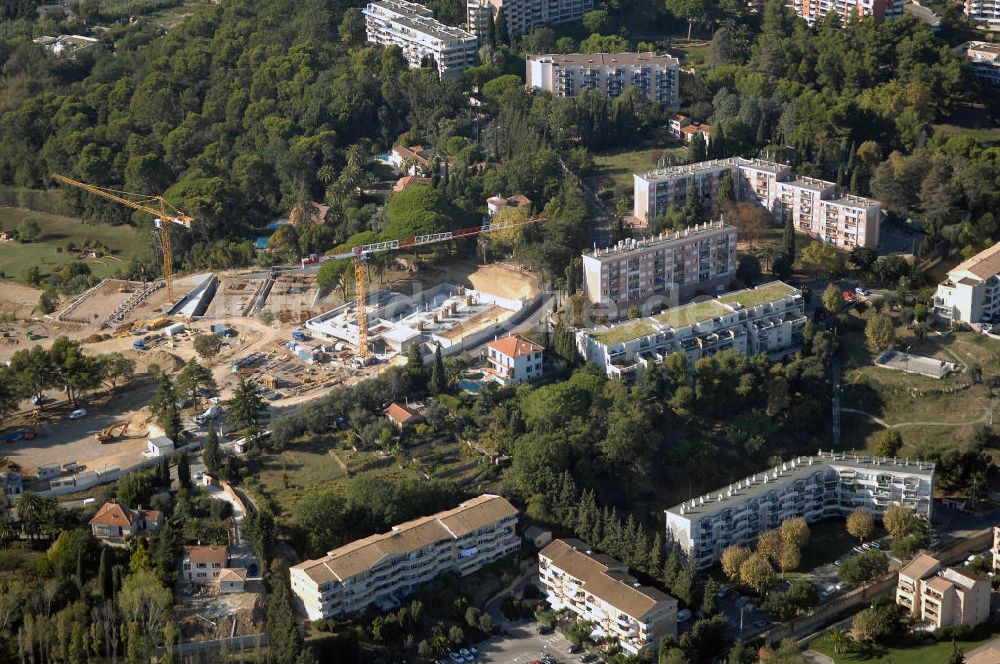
436, 305, 506, 342
467, 263, 539, 300
5, 381, 156, 478
175, 586, 263, 640
0, 281, 42, 319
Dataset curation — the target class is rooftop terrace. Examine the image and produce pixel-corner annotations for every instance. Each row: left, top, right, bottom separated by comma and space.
592, 319, 656, 345
717, 281, 797, 308
654, 299, 729, 328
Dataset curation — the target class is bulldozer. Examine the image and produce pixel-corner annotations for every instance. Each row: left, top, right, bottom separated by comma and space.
95, 421, 129, 444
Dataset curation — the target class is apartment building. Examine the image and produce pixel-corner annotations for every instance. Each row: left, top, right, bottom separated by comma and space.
993, 526, 1000, 574
581, 221, 737, 308
665, 452, 935, 568
181, 545, 228, 584
539, 539, 677, 656
963, 0, 1000, 29
965, 42, 1000, 87
364, 0, 478, 79
786, 0, 903, 24
483, 333, 544, 385
932, 242, 1000, 324
467, 0, 594, 41
526, 52, 680, 107
290, 495, 519, 620
633, 158, 880, 249
897, 554, 991, 628
577, 281, 806, 383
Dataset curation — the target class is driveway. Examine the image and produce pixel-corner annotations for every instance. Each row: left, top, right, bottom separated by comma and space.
476, 621, 589, 664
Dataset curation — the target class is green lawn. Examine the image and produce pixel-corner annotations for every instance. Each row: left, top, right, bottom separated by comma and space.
718, 281, 797, 308
588, 147, 688, 194
797, 520, 885, 572
593, 319, 656, 345
654, 299, 728, 328
0, 208, 147, 284
811, 625, 1000, 663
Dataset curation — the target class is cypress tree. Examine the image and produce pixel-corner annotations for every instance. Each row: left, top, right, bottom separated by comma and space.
485, 8, 496, 47
203, 425, 220, 475
99, 548, 113, 600
648, 532, 665, 575
494, 8, 507, 46
267, 569, 303, 664
662, 545, 682, 588
849, 167, 861, 195
781, 214, 795, 265
158, 456, 169, 487
176, 452, 190, 488
406, 343, 426, 390
430, 345, 446, 394
75, 550, 84, 596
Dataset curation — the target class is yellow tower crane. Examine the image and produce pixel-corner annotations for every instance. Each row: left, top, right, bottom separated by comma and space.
52, 174, 194, 303
326, 215, 548, 361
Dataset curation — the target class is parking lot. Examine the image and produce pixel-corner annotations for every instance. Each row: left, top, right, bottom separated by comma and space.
474, 621, 593, 664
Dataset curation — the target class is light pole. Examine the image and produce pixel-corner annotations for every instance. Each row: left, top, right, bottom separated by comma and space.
905, 345, 911, 374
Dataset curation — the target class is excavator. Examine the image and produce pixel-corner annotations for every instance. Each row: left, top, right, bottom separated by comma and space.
95, 421, 129, 444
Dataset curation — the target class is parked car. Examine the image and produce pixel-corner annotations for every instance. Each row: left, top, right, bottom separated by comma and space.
869, 541, 881, 549
716, 585, 730, 598
538, 625, 554, 634
855, 287, 870, 297
449, 653, 464, 663
677, 609, 692, 622
459, 649, 474, 661
468, 647, 479, 658
69, 408, 87, 420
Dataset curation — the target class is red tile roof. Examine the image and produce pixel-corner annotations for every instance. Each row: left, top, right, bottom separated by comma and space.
184, 545, 228, 566
393, 176, 432, 193
90, 502, 137, 527
384, 402, 420, 425
487, 334, 543, 359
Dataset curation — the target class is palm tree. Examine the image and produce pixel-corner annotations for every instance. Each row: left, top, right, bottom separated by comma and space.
760, 245, 778, 271
345, 144, 364, 172
829, 628, 851, 655
316, 164, 336, 186
14, 491, 43, 541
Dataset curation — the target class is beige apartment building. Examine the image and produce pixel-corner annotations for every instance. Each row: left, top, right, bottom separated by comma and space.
897, 553, 991, 629
467, 0, 593, 41
290, 495, 519, 620
582, 221, 736, 308
526, 52, 680, 107
965, 42, 1000, 87
539, 539, 677, 656
932, 242, 1000, 324
364, 0, 478, 79
633, 158, 880, 249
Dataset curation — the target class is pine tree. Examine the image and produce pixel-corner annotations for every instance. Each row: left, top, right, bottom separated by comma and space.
575, 490, 597, 543
406, 343, 426, 391
267, 568, 303, 664
149, 375, 181, 441
430, 345, 446, 394
98, 547, 113, 600
683, 180, 704, 226
176, 452, 190, 488
633, 527, 650, 572
555, 471, 578, 526
662, 545, 682, 588
781, 214, 795, 266
203, 425, 220, 475
648, 532, 665, 575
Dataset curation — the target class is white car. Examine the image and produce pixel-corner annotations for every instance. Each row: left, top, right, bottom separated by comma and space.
69, 409, 87, 420
677, 609, 692, 622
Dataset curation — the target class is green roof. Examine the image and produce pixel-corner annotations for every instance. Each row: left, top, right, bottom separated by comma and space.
717, 282, 796, 308
592, 319, 656, 346
654, 300, 729, 328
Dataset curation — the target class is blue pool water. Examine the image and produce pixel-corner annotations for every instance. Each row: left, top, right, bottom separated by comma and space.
458, 379, 481, 394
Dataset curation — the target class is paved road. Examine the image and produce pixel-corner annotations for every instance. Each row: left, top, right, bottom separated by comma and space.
476, 621, 588, 664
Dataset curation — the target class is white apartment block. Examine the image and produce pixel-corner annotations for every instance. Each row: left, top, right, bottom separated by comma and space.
666, 452, 935, 569
964, 0, 1000, 29
965, 42, 1000, 87
786, 0, 903, 24
484, 333, 545, 385
526, 52, 680, 107
582, 221, 737, 308
364, 0, 478, 79
993, 526, 1000, 574
290, 495, 519, 620
467, 0, 594, 41
577, 281, 806, 384
539, 539, 678, 656
932, 242, 1000, 324
897, 554, 991, 629
634, 158, 880, 249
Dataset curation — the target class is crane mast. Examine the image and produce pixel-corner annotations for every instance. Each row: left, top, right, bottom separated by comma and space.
328, 215, 547, 361
51, 174, 194, 302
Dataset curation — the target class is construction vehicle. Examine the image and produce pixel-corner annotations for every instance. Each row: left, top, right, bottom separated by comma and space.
95, 421, 129, 444
52, 174, 194, 303
325, 215, 547, 360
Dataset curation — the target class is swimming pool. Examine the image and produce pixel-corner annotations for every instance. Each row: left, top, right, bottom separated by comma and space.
458, 379, 481, 394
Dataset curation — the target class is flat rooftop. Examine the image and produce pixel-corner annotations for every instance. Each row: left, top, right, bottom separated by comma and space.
528, 51, 679, 68
586, 221, 733, 259
654, 299, 729, 328
667, 451, 934, 520
637, 157, 789, 182
592, 319, 656, 345
366, 0, 475, 42
717, 281, 797, 308
785, 177, 833, 192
